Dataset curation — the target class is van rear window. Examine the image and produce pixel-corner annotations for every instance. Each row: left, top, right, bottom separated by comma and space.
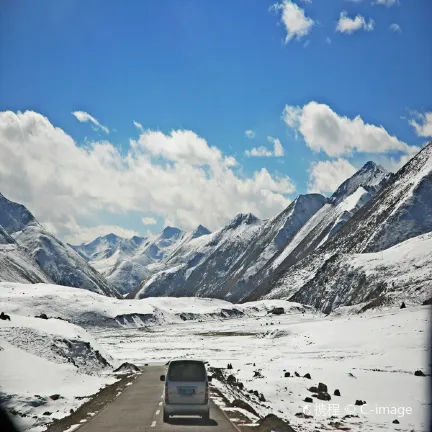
168, 361, 206, 382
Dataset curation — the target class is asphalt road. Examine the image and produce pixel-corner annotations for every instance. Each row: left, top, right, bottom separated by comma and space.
77, 366, 238, 432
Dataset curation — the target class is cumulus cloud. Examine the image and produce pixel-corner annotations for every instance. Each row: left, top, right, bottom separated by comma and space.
0, 111, 295, 243
65, 224, 139, 245
389, 23, 401, 33
409, 112, 432, 138
336, 12, 374, 34
142, 217, 157, 226
271, 0, 314, 42
282, 101, 416, 157
308, 158, 357, 194
375, 0, 397, 6
245, 130, 256, 139
133, 120, 144, 131
245, 136, 285, 157
72, 111, 109, 134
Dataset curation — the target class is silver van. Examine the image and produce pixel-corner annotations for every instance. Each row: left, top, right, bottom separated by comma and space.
160, 359, 211, 422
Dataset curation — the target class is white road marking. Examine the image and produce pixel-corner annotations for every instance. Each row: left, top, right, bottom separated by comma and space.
159, 401, 162, 406
151, 421, 156, 427
156, 410, 160, 415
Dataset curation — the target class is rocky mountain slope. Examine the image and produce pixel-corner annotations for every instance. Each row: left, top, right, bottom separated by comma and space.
133, 161, 393, 302
0, 225, 52, 284
250, 142, 432, 311
72, 226, 210, 294
0, 193, 120, 297
132, 195, 328, 300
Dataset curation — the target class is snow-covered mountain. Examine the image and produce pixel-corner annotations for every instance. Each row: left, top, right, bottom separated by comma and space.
71, 226, 211, 294
252, 142, 432, 311
0, 193, 120, 297
0, 225, 52, 284
131, 195, 330, 300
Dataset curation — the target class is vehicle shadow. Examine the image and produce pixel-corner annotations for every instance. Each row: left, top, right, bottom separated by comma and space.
167, 417, 218, 427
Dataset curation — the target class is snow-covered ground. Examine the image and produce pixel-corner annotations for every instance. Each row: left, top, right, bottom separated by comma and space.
94, 304, 430, 432
0, 313, 118, 431
1, 282, 429, 431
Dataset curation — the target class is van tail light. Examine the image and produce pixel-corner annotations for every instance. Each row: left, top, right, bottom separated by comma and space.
165, 383, 169, 401
205, 383, 209, 401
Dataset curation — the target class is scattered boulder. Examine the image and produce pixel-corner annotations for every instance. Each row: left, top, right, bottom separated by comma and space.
49, 394, 61, 401
392, 419, 400, 424
318, 382, 327, 392
295, 412, 313, 419
227, 363, 233, 369
308, 386, 319, 393
355, 400, 366, 406
0, 312, 11, 321
284, 372, 290, 378
414, 370, 426, 377
144, 363, 148, 366
43, 412, 52, 416
259, 393, 266, 402
253, 363, 256, 367
253, 371, 263, 378
270, 322, 274, 325
234, 382, 244, 390
227, 374, 236, 384
304, 397, 313, 403
334, 389, 341, 396
229, 399, 259, 417
295, 372, 300, 377
269, 307, 285, 315
343, 414, 359, 419
113, 362, 140, 374
70, 409, 74, 414
317, 392, 331, 401
35, 313, 48, 320
303, 373, 312, 379
400, 302, 406, 309
253, 390, 259, 397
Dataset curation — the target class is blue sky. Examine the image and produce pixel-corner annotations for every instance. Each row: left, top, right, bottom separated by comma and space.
0, 0, 431, 243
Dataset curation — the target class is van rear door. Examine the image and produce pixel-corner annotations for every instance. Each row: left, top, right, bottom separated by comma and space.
166, 360, 207, 405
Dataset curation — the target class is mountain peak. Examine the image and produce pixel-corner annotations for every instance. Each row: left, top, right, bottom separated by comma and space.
160, 226, 182, 239
191, 224, 211, 239
226, 213, 260, 230
330, 161, 391, 205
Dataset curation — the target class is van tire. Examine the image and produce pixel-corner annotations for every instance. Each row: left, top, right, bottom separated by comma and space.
163, 411, 169, 423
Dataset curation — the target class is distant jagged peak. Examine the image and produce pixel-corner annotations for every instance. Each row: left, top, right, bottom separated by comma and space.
160, 226, 183, 239
191, 224, 211, 239
226, 212, 260, 230
330, 160, 391, 205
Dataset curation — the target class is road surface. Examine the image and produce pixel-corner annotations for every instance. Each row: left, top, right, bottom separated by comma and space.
77, 365, 238, 432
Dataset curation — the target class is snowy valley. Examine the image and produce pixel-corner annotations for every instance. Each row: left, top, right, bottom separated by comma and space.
0, 143, 431, 432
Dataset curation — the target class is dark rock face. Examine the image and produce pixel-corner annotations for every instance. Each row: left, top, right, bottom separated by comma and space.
113, 362, 140, 373
318, 382, 327, 392
227, 374, 236, 384
317, 392, 331, 401
229, 399, 259, 417
269, 307, 285, 315
414, 370, 426, 377
400, 302, 406, 309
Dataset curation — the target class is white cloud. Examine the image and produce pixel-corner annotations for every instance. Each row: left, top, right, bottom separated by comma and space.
282, 101, 416, 157
409, 112, 432, 138
389, 23, 401, 33
271, 0, 314, 42
72, 111, 109, 134
246, 136, 285, 157
326, 37, 332, 44
375, 0, 397, 6
64, 224, 139, 245
245, 130, 256, 139
142, 217, 157, 226
308, 158, 357, 194
0, 110, 295, 243
133, 120, 144, 131
336, 12, 374, 34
